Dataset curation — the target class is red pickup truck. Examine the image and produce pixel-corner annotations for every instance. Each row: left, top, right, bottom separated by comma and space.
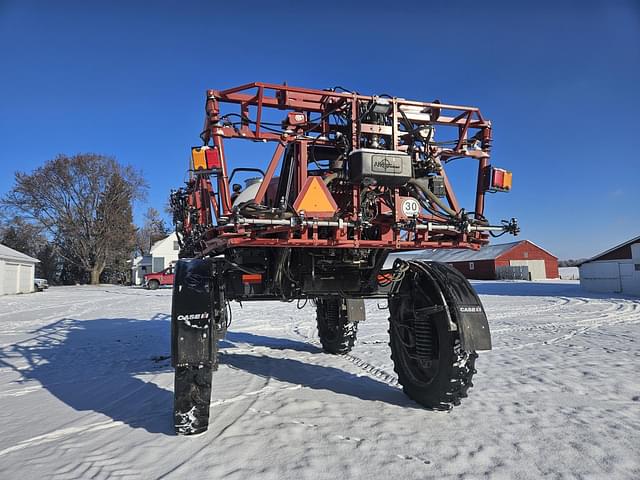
144, 265, 175, 289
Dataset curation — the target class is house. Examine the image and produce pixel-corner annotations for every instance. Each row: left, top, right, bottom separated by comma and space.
579, 235, 640, 296
131, 254, 152, 286
405, 240, 559, 280
0, 244, 40, 295
131, 232, 180, 285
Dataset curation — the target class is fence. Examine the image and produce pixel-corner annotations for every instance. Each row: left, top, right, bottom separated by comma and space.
496, 265, 529, 280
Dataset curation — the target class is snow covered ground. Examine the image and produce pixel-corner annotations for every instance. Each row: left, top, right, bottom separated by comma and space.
0, 282, 638, 479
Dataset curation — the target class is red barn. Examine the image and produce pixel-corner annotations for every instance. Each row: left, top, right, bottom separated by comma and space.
412, 240, 559, 280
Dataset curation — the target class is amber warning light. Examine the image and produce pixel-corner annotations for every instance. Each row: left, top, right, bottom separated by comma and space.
192, 146, 221, 171
488, 167, 512, 192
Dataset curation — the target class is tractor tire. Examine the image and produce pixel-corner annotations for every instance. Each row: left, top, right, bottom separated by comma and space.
316, 298, 358, 355
148, 279, 160, 290
388, 264, 478, 410
174, 364, 213, 435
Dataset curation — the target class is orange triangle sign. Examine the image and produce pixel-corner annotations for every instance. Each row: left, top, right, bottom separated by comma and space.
293, 176, 338, 218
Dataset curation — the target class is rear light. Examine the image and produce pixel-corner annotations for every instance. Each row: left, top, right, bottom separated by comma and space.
487, 167, 512, 192
377, 273, 393, 283
191, 146, 221, 171
192, 147, 206, 170
286, 111, 307, 127
241, 274, 262, 284
205, 148, 221, 169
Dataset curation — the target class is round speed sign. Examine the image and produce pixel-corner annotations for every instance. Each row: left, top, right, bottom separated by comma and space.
401, 198, 420, 218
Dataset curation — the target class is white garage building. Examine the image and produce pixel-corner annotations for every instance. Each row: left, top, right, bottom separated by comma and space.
131, 233, 180, 285
580, 235, 640, 296
0, 244, 40, 295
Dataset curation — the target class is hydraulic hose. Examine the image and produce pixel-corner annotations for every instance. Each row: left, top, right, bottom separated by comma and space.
323, 171, 347, 186
407, 178, 459, 218
407, 178, 490, 226
237, 201, 294, 219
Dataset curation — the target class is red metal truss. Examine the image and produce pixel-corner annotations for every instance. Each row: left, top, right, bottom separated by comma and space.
182, 82, 504, 254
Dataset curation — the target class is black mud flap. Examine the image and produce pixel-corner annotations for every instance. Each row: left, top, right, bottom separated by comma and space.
406, 260, 492, 352
171, 258, 217, 367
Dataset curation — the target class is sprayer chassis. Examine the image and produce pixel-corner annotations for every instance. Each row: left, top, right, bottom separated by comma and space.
170, 82, 516, 435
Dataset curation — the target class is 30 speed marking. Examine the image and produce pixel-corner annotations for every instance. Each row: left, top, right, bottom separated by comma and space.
401, 198, 420, 217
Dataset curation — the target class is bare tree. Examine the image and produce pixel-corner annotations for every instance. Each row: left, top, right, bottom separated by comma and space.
0, 216, 47, 258
0, 216, 58, 281
1, 153, 147, 284
135, 207, 170, 256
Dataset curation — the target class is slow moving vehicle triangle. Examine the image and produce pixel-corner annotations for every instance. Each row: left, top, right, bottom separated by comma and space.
293, 176, 338, 218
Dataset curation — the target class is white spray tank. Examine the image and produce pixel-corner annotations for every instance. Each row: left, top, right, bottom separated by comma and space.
232, 177, 263, 207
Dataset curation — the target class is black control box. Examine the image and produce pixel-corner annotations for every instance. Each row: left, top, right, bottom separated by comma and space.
348, 149, 413, 186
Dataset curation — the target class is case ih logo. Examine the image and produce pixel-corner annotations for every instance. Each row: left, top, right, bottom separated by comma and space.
177, 312, 210, 322
458, 306, 483, 313
372, 155, 401, 173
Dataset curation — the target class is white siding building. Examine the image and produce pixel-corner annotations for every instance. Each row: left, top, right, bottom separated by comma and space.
580, 235, 640, 296
0, 244, 40, 295
131, 233, 180, 285
559, 267, 579, 280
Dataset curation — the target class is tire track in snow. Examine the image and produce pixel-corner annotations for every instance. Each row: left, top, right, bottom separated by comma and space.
198, 337, 408, 475
157, 366, 277, 479
491, 308, 640, 335
289, 295, 639, 381
493, 297, 640, 350
486, 296, 614, 324
209, 381, 303, 407
0, 385, 43, 398
289, 317, 401, 388
0, 290, 174, 467
0, 305, 92, 348
0, 419, 124, 457
0, 291, 148, 349
0, 374, 171, 475
52, 441, 139, 479
342, 353, 399, 387
246, 406, 435, 467
487, 296, 572, 320
0, 374, 169, 457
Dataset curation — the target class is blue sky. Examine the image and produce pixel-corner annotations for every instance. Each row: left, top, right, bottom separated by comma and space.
1, 0, 638, 259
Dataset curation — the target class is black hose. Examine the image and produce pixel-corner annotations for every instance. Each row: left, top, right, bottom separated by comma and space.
224, 260, 263, 275
236, 201, 294, 219
407, 178, 459, 218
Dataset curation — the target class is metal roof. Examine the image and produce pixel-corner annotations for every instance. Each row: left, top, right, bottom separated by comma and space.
583, 234, 640, 263
0, 244, 40, 263
409, 239, 557, 263
412, 241, 521, 262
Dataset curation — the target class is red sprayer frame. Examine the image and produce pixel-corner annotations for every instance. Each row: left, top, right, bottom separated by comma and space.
180, 82, 514, 255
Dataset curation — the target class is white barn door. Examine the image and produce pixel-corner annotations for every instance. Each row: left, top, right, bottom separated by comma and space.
509, 260, 546, 280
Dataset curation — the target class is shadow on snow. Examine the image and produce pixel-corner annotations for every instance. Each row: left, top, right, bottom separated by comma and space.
220, 332, 415, 408
0, 315, 415, 436
0, 315, 175, 435
222, 331, 322, 354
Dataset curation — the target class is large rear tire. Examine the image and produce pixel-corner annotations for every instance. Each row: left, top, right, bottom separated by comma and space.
174, 365, 213, 435
388, 263, 478, 410
316, 298, 358, 355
